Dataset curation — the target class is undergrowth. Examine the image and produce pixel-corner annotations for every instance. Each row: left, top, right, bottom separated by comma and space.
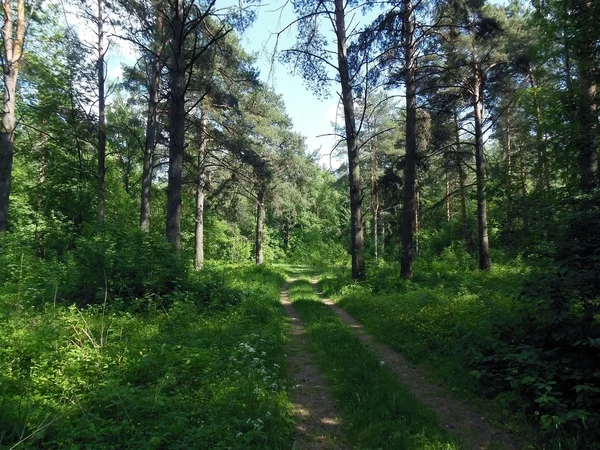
0, 262, 293, 449
319, 248, 600, 449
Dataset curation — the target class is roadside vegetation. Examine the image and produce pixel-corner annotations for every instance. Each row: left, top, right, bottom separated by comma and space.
0, 0, 598, 447
0, 240, 292, 449
319, 244, 600, 449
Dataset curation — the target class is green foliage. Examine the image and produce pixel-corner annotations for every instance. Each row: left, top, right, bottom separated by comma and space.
473, 190, 600, 444
59, 223, 184, 304
320, 252, 600, 448
203, 214, 252, 262
0, 263, 293, 449
287, 279, 458, 450
287, 223, 348, 266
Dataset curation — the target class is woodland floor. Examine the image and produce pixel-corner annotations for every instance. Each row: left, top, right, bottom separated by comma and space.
281, 275, 519, 450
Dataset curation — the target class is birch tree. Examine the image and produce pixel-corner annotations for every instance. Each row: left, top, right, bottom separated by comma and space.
0, 0, 26, 232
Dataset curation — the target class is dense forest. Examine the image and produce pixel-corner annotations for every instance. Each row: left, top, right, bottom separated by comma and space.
1, 0, 598, 448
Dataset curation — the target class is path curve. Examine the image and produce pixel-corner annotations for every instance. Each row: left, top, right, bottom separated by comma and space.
281, 280, 348, 450
310, 278, 519, 450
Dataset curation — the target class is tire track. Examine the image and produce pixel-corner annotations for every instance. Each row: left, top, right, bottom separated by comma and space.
281, 280, 348, 450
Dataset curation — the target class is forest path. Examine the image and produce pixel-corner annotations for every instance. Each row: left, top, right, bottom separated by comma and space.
309, 278, 519, 450
280, 280, 348, 450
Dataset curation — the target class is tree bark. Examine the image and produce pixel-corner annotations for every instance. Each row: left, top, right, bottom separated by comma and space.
334, 0, 364, 280
519, 142, 526, 198
445, 172, 451, 222
0, 0, 25, 233
38, 130, 46, 212
575, 0, 598, 191
35, 124, 47, 256
380, 214, 385, 256
455, 112, 470, 252
283, 216, 290, 250
400, 0, 417, 278
414, 180, 420, 257
194, 111, 207, 271
370, 152, 379, 261
97, 0, 106, 223
140, 14, 163, 232
255, 186, 266, 265
472, 63, 491, 271
166, 0, 185, 249
526, 66, 549, 191
69, 87, 85, 229
505, 110, 513, 234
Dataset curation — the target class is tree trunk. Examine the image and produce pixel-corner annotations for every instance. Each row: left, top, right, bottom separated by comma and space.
505, 111, 513, 234
414, 180, 420, 257
380, 214, 385, 256
140, 20, 162, 231
0, 0, 25, 233
0, 75, 16, 233
458, 160, 471, 250
36, 126, 47, 255
283, 217, 290, 250
455, 112, 471, 252
97, 0, 106, 223
445, 172, 451, 222
38, 130, 46, 212
194, 111, 208, 271
575, 2, 598, 191
334, 0, 364, 280
373, 208, 379, 261
526, 66, 549, 191
69, 87, 85, 229
370, 153, 379, 261
255, 187, 266, 265
472, 63, 491, 271
166, 0, 185, 249
519, 142, 527, 198
400, 0, 417, 278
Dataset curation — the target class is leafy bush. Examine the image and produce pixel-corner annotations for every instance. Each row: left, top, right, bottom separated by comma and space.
60, 224, 185, 304
473, 191, 600, 442
203, 215, 253, 262
0, 264, 293, 449
287, 224, 348, 266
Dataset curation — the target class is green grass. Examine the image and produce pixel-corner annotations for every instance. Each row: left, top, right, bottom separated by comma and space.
321, 262, 523, 387
0, 264, 293, 449
318, 263, 533, 433
317, 256, 599, 449
287, 278, 459, 450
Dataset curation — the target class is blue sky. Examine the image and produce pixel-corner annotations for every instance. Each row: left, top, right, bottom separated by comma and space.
100, 0, 380, 168
231, 1, 345, 168
85, 0, 509, 168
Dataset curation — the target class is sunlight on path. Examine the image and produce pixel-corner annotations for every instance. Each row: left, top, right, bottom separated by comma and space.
280, 280, 348, 450
310, 279, 519, 450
